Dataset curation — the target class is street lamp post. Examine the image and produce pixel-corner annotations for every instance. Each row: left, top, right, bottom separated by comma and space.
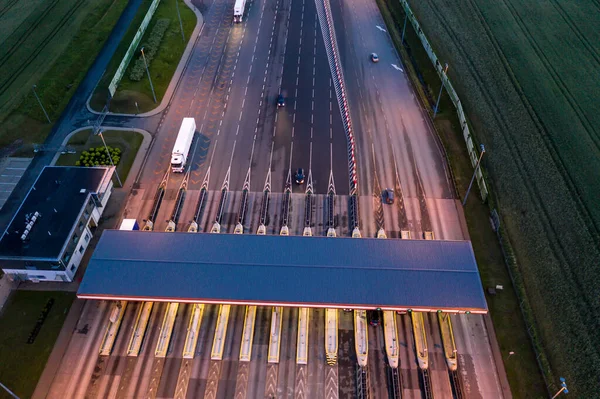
32, 85, 51, 123
462, 143, 485, 206
551, 377, 569, 399
506, 351, 515, 360
401, 13, 408, 43
175, 0, 185, 42
96, 130, 123, 187
433, 63, 449, 119
0, 381, 20, 399
140, 47, 157, 103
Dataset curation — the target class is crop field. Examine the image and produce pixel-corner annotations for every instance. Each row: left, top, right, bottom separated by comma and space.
0, 0, 127, 150
404, 0, 600, 396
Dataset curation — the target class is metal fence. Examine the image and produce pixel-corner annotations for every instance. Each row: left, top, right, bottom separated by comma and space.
108, 0, 163, 96
399, 0, 488, 202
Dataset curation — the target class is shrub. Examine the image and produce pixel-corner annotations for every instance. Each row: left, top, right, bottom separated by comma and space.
76, 145, 122, 167
129, 19, 171, 81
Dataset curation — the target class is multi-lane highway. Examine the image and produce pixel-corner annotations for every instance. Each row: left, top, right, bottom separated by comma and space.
45, 301, 502, 398
33, 0, 509, 395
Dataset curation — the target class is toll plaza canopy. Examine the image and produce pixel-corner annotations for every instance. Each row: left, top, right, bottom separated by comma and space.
78, 231, 488, 313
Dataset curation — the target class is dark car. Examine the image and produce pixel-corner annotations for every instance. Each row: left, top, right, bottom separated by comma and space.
369, 310, 381, 326
383, 188, 394, 204
277, 94, 285, 107
295, 168, 305, 184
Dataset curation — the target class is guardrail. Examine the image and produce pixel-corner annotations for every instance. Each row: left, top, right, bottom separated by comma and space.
182, 304, 204, 359
127, 302, 154, 356
398, 0, 488, 201
239, 306, 257, 362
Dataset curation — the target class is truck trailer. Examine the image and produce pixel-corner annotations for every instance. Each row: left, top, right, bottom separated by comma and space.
233, 0, 246, 22
171, 118, 196, 173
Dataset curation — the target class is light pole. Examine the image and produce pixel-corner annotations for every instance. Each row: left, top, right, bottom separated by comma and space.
506, 351, 515, 360
32, 85, 51, 123
140, 47, 157, 103
433, 63, 449, 118
401, 13, 408, 43
175, 0, 185, 42
96, 130, 123, 187
462, 143, 485, 206
0, 381, 20, 399
551, 377, 568, 398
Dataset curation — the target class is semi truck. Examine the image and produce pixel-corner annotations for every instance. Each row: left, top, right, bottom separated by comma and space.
171, 117, 196, 173
233, 0, 246, 22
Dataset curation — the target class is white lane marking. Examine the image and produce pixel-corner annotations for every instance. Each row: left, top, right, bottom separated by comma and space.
376, 25, 387, 32
391, 64, 404, 72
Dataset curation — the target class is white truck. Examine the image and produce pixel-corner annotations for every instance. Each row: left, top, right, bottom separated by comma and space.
171, 117, 196, 173
233, 0, 246, 23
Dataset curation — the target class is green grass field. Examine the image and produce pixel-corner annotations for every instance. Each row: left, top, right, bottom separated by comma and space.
0, 291, 75, 399
91, 0, 196, 113
398, 0, 600, 396
0, 0, 128, 153
56, 129, 144, 184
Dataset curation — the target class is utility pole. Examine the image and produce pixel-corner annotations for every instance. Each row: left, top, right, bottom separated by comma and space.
401, 13, 408, 43
433, 63, 449, 118
140, 47, 157, 103
462, 144, 485, 206
175, 0, 185, 42
32, 85, 51, 123
96, 130, 123, 187
0, 381, 20, 399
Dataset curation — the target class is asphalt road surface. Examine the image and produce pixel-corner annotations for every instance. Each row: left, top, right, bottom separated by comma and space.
43, 302, 503, 398
15, 0, 506, 395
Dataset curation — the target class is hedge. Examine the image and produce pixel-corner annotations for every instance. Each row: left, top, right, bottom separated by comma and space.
129, 18, 171, 81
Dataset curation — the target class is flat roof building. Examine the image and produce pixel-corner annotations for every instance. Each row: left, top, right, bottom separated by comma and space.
0, 166, 114, 282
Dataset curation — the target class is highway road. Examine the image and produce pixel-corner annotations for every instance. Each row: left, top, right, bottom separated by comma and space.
22, 0, 505, 396
44, 303, 501, 398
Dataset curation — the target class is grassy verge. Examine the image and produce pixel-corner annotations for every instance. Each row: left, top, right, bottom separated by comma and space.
56, 130, 144, 185
91, 0, 196, 114
376, 0, 547, 397
0, 0, 129, 154
0, 291, 75, 399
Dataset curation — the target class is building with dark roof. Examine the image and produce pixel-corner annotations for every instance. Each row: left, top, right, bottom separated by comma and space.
78, 231, 488, 313
0, 166, 114, 282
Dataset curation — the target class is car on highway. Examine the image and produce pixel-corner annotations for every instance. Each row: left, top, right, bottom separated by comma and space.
295, 168, 305, 184
370, 53, 379, 63
368, 310, 381, 326
277, 94, 285, 107
383, 188, 394, 204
